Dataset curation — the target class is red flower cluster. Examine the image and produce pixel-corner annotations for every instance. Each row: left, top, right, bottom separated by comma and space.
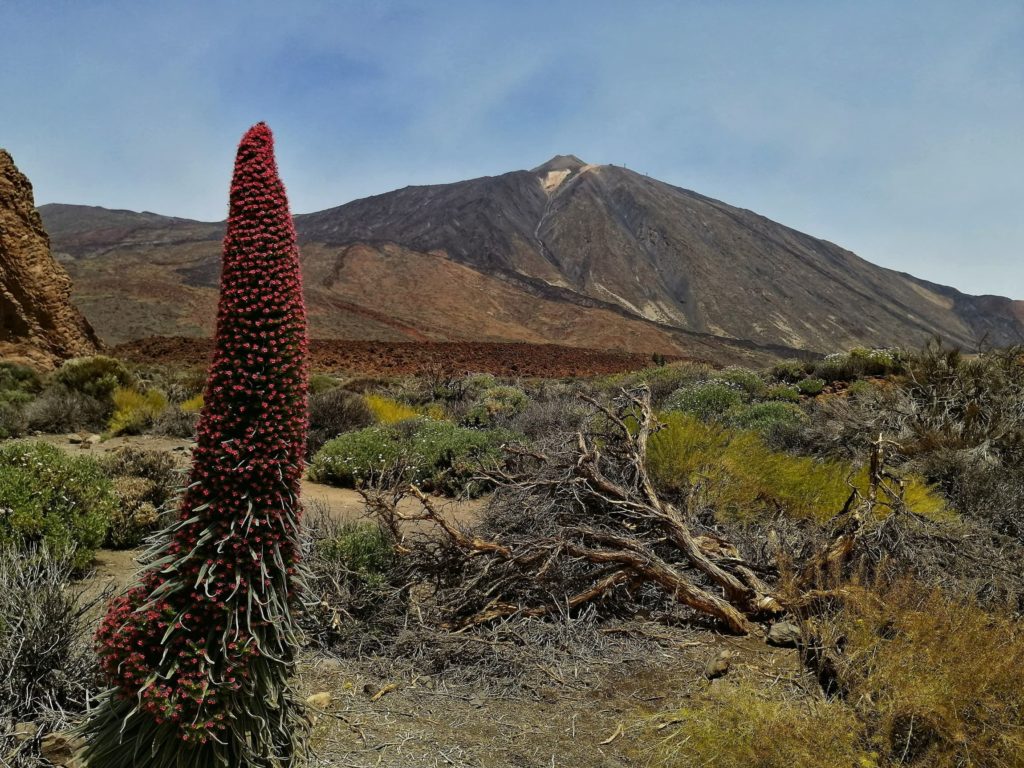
89, 123, 309, 759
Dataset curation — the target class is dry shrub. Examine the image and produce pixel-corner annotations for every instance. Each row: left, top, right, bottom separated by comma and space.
651, 684, 867, 768
809, 582, 1024, 767
306, 387, 374, 457
0, 546, 103, 765
299, 505, 405, 654
23, 388, 106, 433
102, 448, 180, 548
107, 477, 161, 548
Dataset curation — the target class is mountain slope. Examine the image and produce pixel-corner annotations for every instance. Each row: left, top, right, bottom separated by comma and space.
39, 156, 1024, 358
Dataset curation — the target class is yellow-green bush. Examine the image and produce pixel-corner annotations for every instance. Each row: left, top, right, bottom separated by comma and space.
179, 394, 204, 413
648, 412, 946, 523
364, 394, 420, 424
651, 683, 869, 768
651, 583, 1024, 768
108, 387, 169, 435
819, 582, 1024, 767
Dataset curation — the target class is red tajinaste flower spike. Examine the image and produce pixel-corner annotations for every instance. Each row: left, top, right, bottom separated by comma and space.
82, 123, 310, 768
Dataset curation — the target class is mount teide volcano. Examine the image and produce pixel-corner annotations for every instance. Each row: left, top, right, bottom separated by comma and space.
40, 156, 1024, 360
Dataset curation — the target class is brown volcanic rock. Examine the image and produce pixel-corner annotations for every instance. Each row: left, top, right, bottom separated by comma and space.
0, 150, 99, 367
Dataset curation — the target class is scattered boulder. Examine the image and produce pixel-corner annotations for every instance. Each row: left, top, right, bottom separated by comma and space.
305, 691, 333, 709
767, 621, 802, 648
703, 650, 732, 680
11, 720, 38, 744
39, 730, 85, 767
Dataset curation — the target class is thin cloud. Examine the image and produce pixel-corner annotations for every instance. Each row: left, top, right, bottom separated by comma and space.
0, 0, 1020, 296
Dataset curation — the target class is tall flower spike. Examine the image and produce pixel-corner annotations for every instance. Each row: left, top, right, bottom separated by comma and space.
82, 123, 310, 768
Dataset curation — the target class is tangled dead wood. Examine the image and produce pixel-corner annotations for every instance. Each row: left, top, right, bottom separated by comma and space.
356, 388, 1023, 638
362, 388, 792, 635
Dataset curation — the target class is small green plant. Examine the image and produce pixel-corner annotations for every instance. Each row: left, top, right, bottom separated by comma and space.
664, 381, 747, 421
725, 401, 806, 438
310, 419, 513, 496
179, 393, 204, 413
463, 385, 529, 427
796, 377, 826, 396
765, 384, 801, 402
0, 361, 43, 406
107, 386, 169, 435
53, 355, 135, 401
317, 522, 394, 584
0, 441, 115, 568
309, 373, 341, 394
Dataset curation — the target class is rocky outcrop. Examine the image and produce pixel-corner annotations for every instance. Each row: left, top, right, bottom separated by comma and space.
0, 149, 99, 367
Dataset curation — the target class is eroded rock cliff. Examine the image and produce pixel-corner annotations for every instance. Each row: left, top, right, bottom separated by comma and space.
0, 149, 98, 367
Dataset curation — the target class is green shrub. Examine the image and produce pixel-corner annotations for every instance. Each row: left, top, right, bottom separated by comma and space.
317, 522, 394, 584
648, 412, 946, 523
463, 385, 529, 427
107, 386, 169, 435
713, 367, 768, 397
0, 361, 42, 406
53, 355, 135, 400
810, 347, 905, 383
309, 373, 341, 395
310, 419, 513, 496
664, 381, 747, 421
796, 377, 826, 396
769, 359, 811, 383
602, 361, 712, 404
725, 401, 807, 439
765, 384, 801, 402
0, 441, 115, 568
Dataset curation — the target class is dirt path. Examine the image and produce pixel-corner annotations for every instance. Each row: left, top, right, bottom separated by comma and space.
36, 432, 487, 529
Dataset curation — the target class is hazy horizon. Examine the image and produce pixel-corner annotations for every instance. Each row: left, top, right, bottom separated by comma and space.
2, 1, 1022, 298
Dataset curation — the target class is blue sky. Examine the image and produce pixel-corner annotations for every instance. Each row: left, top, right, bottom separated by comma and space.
2, 1, 1022, 297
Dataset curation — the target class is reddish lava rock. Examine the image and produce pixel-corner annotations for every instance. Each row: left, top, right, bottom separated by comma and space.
113, 337, 684, 378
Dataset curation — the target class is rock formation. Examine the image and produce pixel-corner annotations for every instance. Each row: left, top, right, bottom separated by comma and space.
0, 149, 99, 367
